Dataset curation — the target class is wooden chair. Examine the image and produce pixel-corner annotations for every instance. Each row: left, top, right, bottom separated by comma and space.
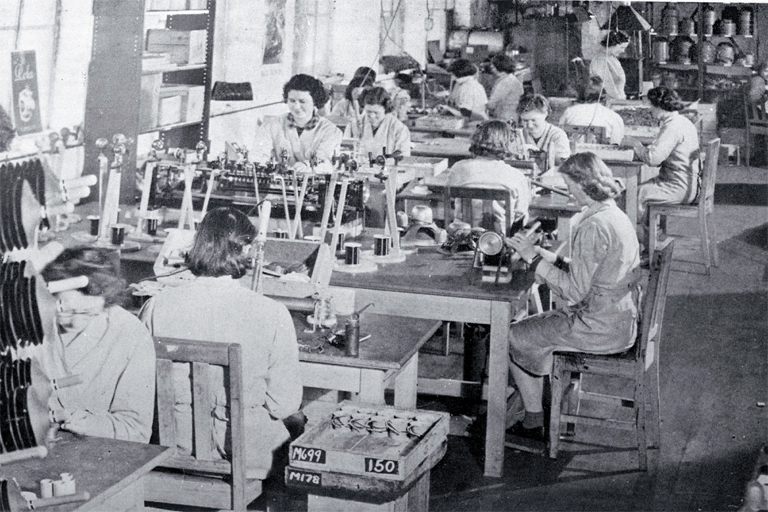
146, 337, 263, 511
562, 124, 608, 146
548, 238, 674, 471
648, 138, 720, 275
744, 88, 768, 168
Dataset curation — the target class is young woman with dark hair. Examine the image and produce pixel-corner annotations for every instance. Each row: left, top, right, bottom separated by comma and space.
625, 86, 700, 251
446, 58, 488, 120
41, 247, 155, 443
344, 86, 411, 157
330, 74, 376, 123
487, 54, 524, 123
446, 120, 530, 233
589, 30, 631, 101
253, 74, 342, 170
140, 207, 302, 479
559, 75, 625, 144
504, 152, 640, 440
517, 93, 571, 171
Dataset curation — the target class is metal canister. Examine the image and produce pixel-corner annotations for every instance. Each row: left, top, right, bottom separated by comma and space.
678, 18, 695, 37
345, 314, 360, 357
720, 19, 735, 37
703, 5, 716, 37
662, 4, 679, 35
738, 8, 753, 36
653, 39, 669, 64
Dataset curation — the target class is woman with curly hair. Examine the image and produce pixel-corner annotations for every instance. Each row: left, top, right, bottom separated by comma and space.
140, 207, 301, 479
626, 86, 700, 250
518, 93, 571, 171
446, 120, 529, 233
446, 58, 488, 120
504, 152, 641, 440
344, 86, 411, 158
253, 74, 342, 170
40, 247, 155, 442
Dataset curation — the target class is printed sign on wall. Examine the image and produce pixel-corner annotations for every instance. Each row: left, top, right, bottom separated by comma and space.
11, 51, 43, 136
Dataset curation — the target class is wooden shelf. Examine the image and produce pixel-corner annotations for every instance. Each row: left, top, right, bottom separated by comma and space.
145, 9, 208, 15
142, 63, 206, 75
141, 119, 203, 135
657, 64, 753, 77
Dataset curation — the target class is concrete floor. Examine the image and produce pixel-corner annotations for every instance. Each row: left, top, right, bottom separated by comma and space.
250, 164, 767, 512
420, 164, 768, 511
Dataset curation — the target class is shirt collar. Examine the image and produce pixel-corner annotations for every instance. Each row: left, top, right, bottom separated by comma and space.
455, 75, 474, 85
287, 112, 320, 132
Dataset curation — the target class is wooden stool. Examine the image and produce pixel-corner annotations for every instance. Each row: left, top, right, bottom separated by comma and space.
285, 402, 449, 511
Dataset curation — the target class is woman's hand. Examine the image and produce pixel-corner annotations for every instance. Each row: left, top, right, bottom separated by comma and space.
507, 232, 538, 263
623, 135, 645, 155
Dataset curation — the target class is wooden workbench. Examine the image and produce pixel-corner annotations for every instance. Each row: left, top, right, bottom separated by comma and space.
5, 432, 171, 511
328, 247, 537, 478
294, 312, 439, 417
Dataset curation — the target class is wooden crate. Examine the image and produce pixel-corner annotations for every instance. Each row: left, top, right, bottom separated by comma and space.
288, 402, 449, 482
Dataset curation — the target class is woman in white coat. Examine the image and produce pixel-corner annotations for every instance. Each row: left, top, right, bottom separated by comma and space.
345, 87, 411, 158
589, 31, 630, 101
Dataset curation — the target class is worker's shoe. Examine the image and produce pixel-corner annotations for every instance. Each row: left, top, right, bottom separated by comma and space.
506, 422, 545, 443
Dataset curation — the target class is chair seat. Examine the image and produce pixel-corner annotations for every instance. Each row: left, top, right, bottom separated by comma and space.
556, 347, 638, 376
650, 201, 714, 218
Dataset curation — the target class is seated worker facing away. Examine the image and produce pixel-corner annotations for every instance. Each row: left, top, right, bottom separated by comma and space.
40, 247, 155, 443
344, 86, 411, 158
624, 86, 699, 253
252, 73, 342, 172
140, 207, 302, 479
559, 75, 625, 145
446, 58, 489, 121
446, 120, 530, 234
518, 93, 571, 172
486, 54, 525, 124
330, 73, 375, 125
505, 152, 641, 440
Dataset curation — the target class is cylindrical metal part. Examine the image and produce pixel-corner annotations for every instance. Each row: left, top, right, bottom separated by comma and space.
345, 315, 360, 357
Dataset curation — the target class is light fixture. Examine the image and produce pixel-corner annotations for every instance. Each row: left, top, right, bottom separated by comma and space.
602, 5, 652, 32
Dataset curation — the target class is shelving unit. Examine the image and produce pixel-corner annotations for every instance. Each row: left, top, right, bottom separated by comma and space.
84, 0, 216, 204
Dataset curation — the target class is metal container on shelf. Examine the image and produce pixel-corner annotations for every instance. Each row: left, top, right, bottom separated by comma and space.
738, 8, 753, 36
678, 18, 696, 37
662, 4, 679, 36
653, 39, 669, 64
719, 19, 735, 37
702, 5, 716, 37
692, 40, 716, 64
672, 36, 694, 65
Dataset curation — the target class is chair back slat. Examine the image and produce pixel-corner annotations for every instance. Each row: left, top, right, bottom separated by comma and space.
192, 362, 216, 460
227, 343, 247, 510
563, 124, 607, 145
151, 337, 253, 510
700, 139, 720, 208
637, 239, 675, 370
156, 358, 176, 449
443, 185, 516, 235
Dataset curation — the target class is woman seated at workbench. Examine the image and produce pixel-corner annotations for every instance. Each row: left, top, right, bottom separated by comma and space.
446, 120, 530, 233
344, 86, 411, 158
486, 54, 524, 124
559, 75, 625, 145
252, 73, 342, 172
518, 93, 571, 172
330, 73, 376, 124
505, 152, 641, 440
625, 86, 699, 252
40, 247, 155, 443
140, 207, 302, 478
446, 58, 488, 121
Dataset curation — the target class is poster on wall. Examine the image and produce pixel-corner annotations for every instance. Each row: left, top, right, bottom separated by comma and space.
10, 51, 43, 136
263, 0, 287, 65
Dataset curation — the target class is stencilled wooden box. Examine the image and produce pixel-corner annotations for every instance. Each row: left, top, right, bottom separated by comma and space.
287, 402, 449, 483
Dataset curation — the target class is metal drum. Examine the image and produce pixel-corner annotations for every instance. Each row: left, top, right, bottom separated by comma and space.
738, 8, 753, 36
653, 40, 669, 64
662, 4, 679, 35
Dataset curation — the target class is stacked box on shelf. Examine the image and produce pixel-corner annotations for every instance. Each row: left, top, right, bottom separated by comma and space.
186, 85, 205, 123
140, 73, 162, 131
158, 86, 189, 126
146, 29, 207, 65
